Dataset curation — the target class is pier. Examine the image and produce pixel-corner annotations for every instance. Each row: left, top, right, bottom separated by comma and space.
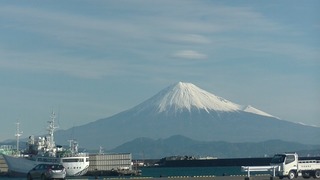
65, 175, 305, 180
0, 156, 8, 175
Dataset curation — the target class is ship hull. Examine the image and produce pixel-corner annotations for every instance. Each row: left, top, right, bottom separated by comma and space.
3, 154, 89, 177
159, 157, 273, 167
2, 154, 36, 176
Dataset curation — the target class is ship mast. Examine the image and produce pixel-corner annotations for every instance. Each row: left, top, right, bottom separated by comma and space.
15, 121, 23, 152
47, 111, 58, 149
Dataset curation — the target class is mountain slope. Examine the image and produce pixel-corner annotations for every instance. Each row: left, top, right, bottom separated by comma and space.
54, 82, 320, 150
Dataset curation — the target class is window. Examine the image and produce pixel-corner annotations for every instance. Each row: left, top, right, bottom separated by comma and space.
271, 155, 285, 163
63, 158, 81, 162
35, 164, 42, 170
285, 155, 295, 164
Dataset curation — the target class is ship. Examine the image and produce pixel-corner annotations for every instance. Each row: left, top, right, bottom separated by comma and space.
2, 112, 89, 177
157, 155, 320, 167
157, 155, 273, 167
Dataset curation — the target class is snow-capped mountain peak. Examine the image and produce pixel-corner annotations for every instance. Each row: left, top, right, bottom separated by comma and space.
154, 82, 241, 113
132, 82, 276, 118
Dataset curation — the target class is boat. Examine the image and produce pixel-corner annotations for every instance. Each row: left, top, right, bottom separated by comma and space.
2, 112, 89, 177
157, 155, 273, 167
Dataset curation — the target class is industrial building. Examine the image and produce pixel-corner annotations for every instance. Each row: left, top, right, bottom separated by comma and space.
88, 153, 132, 171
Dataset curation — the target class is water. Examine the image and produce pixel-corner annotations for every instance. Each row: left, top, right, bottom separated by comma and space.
139, 166, 245, 177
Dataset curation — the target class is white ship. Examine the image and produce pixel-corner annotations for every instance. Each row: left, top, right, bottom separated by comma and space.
2, 112, 89, 177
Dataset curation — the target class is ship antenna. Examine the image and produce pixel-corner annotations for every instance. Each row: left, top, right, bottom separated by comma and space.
15, 121, 23, 152
99, 146, 104, 155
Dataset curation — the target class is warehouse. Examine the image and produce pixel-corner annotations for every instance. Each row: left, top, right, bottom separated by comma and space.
89, 153, 132, 171
87, 153, 140, 176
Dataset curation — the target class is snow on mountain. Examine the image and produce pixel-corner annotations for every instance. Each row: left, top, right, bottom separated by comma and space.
242, 105, 278, 118
156, 82, 241, 113
296, 122, 319, 128
136, 82, 275, 117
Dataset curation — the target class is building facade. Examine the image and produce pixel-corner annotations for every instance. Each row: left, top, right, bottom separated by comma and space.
88, 153, 132, 171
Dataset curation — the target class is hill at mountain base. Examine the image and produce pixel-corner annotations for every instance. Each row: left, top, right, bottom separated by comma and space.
110, 135, 320, 159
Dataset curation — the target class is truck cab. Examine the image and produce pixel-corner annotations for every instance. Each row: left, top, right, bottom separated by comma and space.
270, 153, 298, 179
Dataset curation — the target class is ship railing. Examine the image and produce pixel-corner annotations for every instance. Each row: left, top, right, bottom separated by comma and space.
0, 145, 14, 150
59, 152, 89, 158
241, 165, 279, 177
75, 152, 89, 157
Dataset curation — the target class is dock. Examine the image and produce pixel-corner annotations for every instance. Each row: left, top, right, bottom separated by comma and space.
0, 155, 8, 175
66, 175, 306, 180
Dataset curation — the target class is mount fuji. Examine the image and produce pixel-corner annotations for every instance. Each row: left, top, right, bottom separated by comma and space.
54, 82, 320, 150
130, 82, 275, 117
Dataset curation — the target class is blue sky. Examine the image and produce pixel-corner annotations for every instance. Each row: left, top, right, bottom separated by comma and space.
0, 0, 319, 141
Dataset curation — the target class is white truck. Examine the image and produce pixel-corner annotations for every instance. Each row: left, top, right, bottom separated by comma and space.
270, 153, 320, 179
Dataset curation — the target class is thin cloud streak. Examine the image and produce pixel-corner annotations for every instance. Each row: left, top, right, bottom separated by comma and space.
173, 50, 207, 60
0, 52, 120, 79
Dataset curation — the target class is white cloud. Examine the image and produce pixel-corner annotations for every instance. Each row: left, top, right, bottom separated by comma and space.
173, 50, 207, 60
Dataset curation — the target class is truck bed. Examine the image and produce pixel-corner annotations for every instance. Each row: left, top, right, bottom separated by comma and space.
298, 159, 320, 170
